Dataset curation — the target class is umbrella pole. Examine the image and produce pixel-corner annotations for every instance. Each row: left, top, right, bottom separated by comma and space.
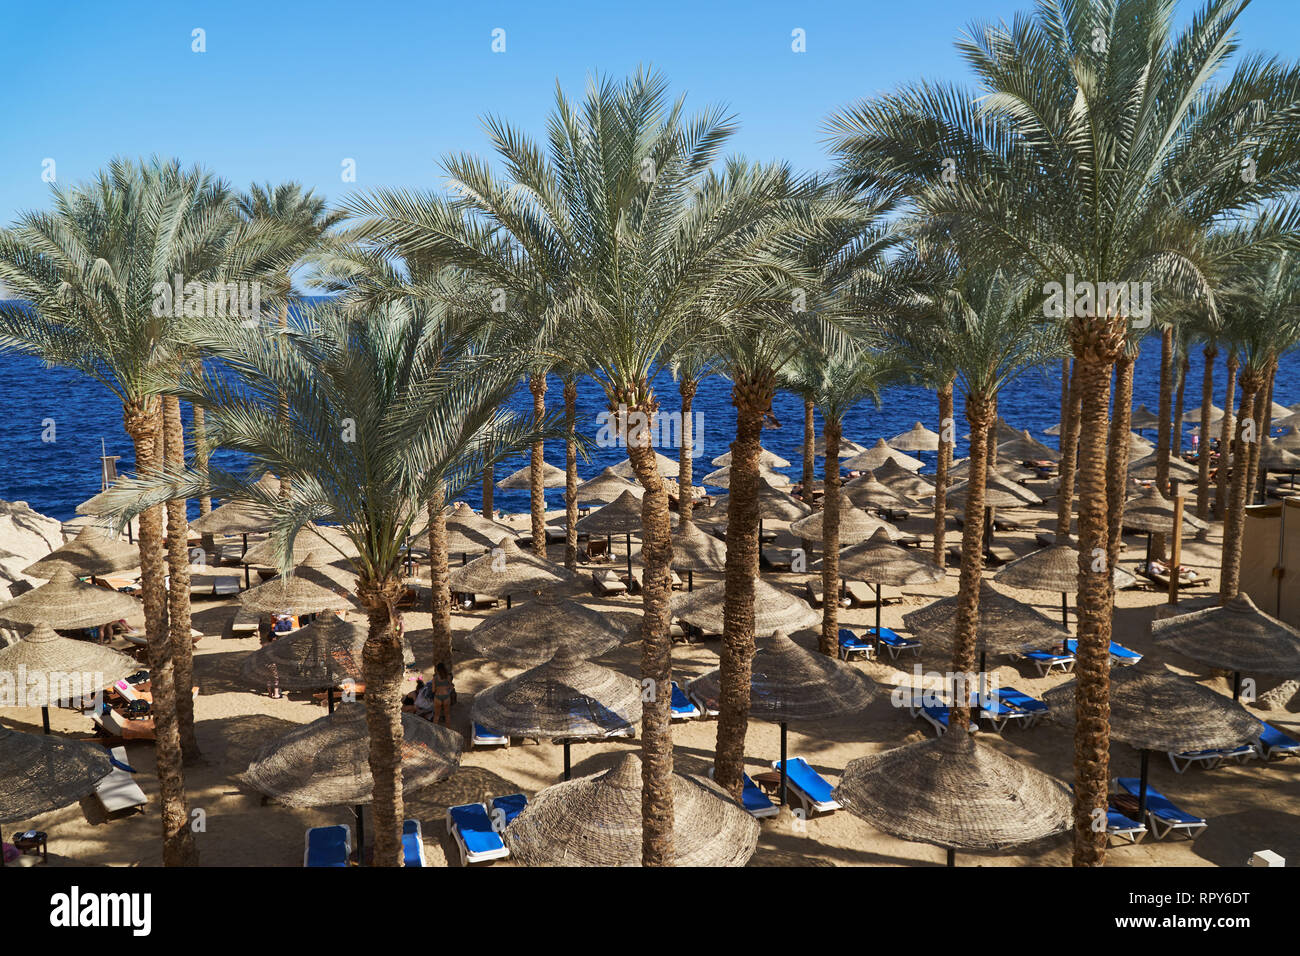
1233, 671, 1242, 702
355, 804, 364, 865
1061, 591, 1069, 631
946, 847, 955, 867
506, 594, 512, 610
563, 740, 572, 781
42, 706, 50, 735
780, 722, 788, 808
241, 533, 248, 558
1138, 750, 1150, 822
244, 564, 251, 588
688, 569, 694, 593
626, 532, 632, 581
874, 584, 882, 642
327, 687, 335, 714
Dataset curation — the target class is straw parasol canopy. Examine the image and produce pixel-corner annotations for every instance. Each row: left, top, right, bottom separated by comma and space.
24, 525, 139, 579
447, 537, 576, 596
964, 419, 1023, 445
1128, 431, 1156, 457
1151, 593, 1300, 677
574, 489, 660, 536
691, 481, 812, 527
239, 613, 412, 690
1273, 410, 1300, 432
504, 753, 759, 866
948, 458, 1037, 482
689, 631, 875, 723
1043, 422, 1061, 436
1191, 402, 1225, 425
464, 594, 631, 665
789, 501, 906, 545
844, 439, 924, 473
189, 476, 280, 535
1043, 665, 1261, 752
710, 447, 790, 468
610, 451, 679, 480
237, 703, 462, 807
469, 646, 642, 739
888, 422, 942, 452
669, 521, 728, 572
998, 429, 1060, 463
814, 436, 868, 458
0, 568, 141, 630
1258, 438, 1300, 473
1121, 486, 1208, 534
994, 544, 1081, 594
1269, 400, 1292, 420
0, 623, 137, 691
1129, 403, 1161, 429
497, 461, 567, 490
440, 502, 519, 553
0, 727, 113, 824
902, 581, 1067, 656
946, 472, 1043, 509
238, 553, 359, 614
834, 731, 1071, 851
240, 525, 358, 568
702, 463, 791, 489
1128, 452, 1198, 482
875, 458, 937, 499
845, 471, 921, 511
575, 467, 644, 506
822, 528, 945, 587
1273, 426, 1300, 453
673, 578, 820, 634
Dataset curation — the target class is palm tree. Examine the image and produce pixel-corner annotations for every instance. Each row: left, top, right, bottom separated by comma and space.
0, 157, 238, 866
669, 344, 716, 527
827, 0, 1300, 865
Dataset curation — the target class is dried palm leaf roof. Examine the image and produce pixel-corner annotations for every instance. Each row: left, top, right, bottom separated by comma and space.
814, 436, 868, 458
702, 463, 791, 489
672, 578, 820, 634
237, 703, 462, 807
0, 622, 137, 690
1191, 402, 1225, 424
464, 594, 630, 664
946, 472, 1043, 509
447, 537, 576, 596
1128, 453, 1198, 481
0, 727, 113, 824
902, 581, 1066, 656
817, 527, 945, 586
469, 646, 641, 738
1258, 438, 1300, 472
504, 753, 758, 866
690, 631, 875, 722
441, 502, 520, 553
610, 451, 679, 480
948, 459, 1037, 482
1129, 404, 1162, 429
497, 461, 568, 489
1273, 426, 1300, 452
239, 613, 412, 689
789, 501, 907, 545
875, 458, 937, 498
963, 419, 1023, 444
238, 553, 359, 614
845, 471, 921, 510
240, 525, 358, 568
710, 447, 790, 468
574, 489, 658, 536
1121, 486, 1209, 533
575, 467, 644, 506
994, 544, 1082, 593
1043, 664, 1262, 752
24, 525, 139, 579
667, 521, 728, 572
0, 568, 141, 630
1151, 593, 1300, 676
189, 477, 280, 534
887, 422, 942, 452
844, 439, 924, 473
998, 429, 1061, 462
834, 731, 1072, 851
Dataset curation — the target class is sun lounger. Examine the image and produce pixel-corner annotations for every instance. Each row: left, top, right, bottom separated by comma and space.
1257, 723, 1300, 761
843, 580, 878, 607
866, 626, 920, 660
1105, 810, 1147, 845
772, 757, 840, 815
688, 686, 720, 718
669, 681, 700, 720
471, 723, 509, 748
762, 549, 795, 572
1064, 638, 1142, 665
1019, 648, 1075, 676
708, 768, 778, 819
447, 802, 509, 865
970, 691, 1028, 732
304, 824, 351, 867
231, 606, 260, 637
917, 704, 979, 737
1167, 745, 1255, 773
93, 746, 147, 815
1136, 561, 1209, 589
489, 793, 527, 829
592, 570, 628, 596
402, 819, 427, 867
837, 627, 876, 662
1116, 778, 1208, 840
996, 687, 1049, 726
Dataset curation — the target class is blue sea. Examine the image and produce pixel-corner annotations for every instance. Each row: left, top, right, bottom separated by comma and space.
0, 319, 1295, 522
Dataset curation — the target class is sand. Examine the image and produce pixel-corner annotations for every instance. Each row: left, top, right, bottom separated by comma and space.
7, 487, 1298, 867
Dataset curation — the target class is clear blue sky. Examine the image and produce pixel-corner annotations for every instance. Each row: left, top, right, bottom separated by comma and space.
2, 0, 1298, 229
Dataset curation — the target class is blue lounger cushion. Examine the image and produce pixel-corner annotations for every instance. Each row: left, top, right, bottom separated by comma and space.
490, 793, 527, 827
1065, 638, 1142, 662
997, 686, 1048, 715
305, 825, 350, 867
1117, 778, 1204, 824
838, 628, 872, 649
401, 819, 424, 867
1259, 723, 1299, 757
740, 774, 778, 818
776, 757, 838, 808
1107, 810, 1144, 833
670, 681, 699, 717
448, 803, 506, 857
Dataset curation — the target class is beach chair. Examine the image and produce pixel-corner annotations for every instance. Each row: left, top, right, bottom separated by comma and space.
1256, 723, 1300, 761
1019, 648, 1075, 676
762, 548, 795, 573
446, 802, 509, 865
1105, 810, 1147, 845
1116, 778, 1208, 840
843, 580, 877, 608
917, 704, 979, 737
669, 681, 700, 720
489, 793, 527, 829
1065, 638, 1142, 665
402, 819, 427, 867
304, 824, 351, 867
591, 570, 627, 597
231, 606, 260, 638
866, 626, 920, 660
773, 758, 841, 815
970, 690, 1027, 732
996, 687, 1049, 727
837, 627, 876, 662
471, 724, 509, 748
688, 686, 720, 719
92, 746, 147, 815
1167, 745, 1254, 773
708, 768, 778, 819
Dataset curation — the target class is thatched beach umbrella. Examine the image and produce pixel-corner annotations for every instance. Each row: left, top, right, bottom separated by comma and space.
237, 702, 462, 861
497, 461, 567, 490
575, 467, 643, 506
845, 471, 921, 512
946, 472, 1042, 509
447, 537, 576, 605
1273, 410, 1300, 432
888, 422, 942, 452
0, 623, 138, 733
690, 631, 875, 805
1128, 452, 1198, 482
24, 525, 139, 580
1128, 431, 1156, 458
469, 646, 642, 779
1273, 426, 1300, 453
948, 459, 1038, 482
834, 731, 1071, 864
1151, 594, 1300, 698
667, 522, 727, 590
575, 489, 663, 580
1045, 665, 1262, 819
998, 429, 1060, 463
0, 568, 141, 631
1130, 403, 1161, 431
440, 502, 519, 556
814, 436, 868, 458
994, 541, 1137, 631
464, 594, 630, 665
817, 527, 944, 636
790, 500, 905, 547
240, 525, 357, 569
504, 752, 759, 866
903, 581, 1067, 673
1191, 402, 1225, 425
238, 553, 359, 615
702, 463, 791, 489
964, 418, 1023, 445
610, 451, 679, 480
672, 578, 820, 636
0, 727, 112, 824
875, 458, 937, 499
1258, 438, 1300, 473
710, 447, 790, 469
844, 439, 924, 473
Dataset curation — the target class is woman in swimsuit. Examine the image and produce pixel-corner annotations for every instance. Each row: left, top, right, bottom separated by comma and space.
432, 662, 454, 725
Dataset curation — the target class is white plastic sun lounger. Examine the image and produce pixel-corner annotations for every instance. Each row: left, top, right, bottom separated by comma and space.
447, 802, 509, 865
93, 746, 147, 815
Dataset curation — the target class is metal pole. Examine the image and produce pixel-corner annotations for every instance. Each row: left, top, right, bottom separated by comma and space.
1137, 750, 1150, 822
779, 722, 788, 809
42, 706, 50, 735
946, 847, 956, 867
355, 804, 364, 865
1169, 482, 1185, 606
327, 687, 335, 714
1061, 591, 1068, 630
688, 569, 694, 593
874, 583, 883, 640
1232, 671, 1242, 702
625, 532, 632, 581
563, 740, 572, 781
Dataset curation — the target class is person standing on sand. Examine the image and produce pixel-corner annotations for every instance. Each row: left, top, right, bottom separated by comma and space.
432, 662, 454, 725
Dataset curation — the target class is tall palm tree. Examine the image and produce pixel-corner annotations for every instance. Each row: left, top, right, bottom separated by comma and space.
827, 0, 1300, 865
669, 344, 716, 527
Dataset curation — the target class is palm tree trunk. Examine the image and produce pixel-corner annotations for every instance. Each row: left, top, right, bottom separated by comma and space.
802, 398, 816, 504
949, 392, 992, 733
1245, 359, 1276, 505
564, 379, 579, 569
678, 378, 697, 526
481, 467, 494, 517
529, 373, 548, 557
123, 398, 196, 866
427, 487, 451, 666
715, 372, 774, 802
1155, 325, 1174, 496
1173, 353, 1189, 458
1106, 354, 1135, 586
1221, 368, 1262, 601
1216, 353, 1238, 518
1055, 359, 1082, 539
162, 396, 199, 763
932, 377, 954, 568
193, 402, 215, 554
622, 395, 675, 867
819, 417, 842, 656
1069, 324, 1120, 868
1196, 345, 1216, 519
278, 301, 292, 501
986, 394, 998, 468
359, 579, 406, 866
